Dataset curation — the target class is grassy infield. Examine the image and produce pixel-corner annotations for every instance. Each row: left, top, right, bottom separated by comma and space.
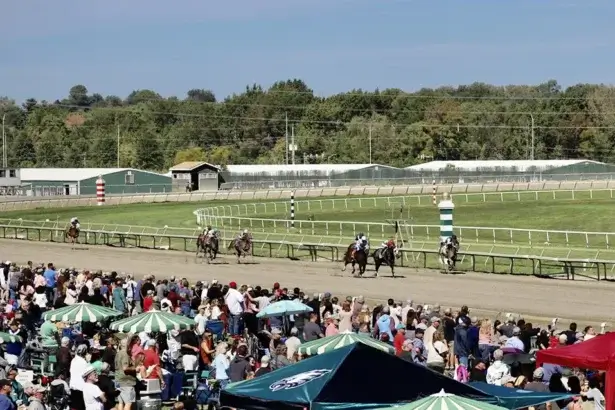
2, 190, 615, 275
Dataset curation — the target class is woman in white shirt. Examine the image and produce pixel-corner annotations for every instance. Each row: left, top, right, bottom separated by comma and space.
209, 299, 221, 320
194, 306, 208, 335
426, 331, 449, 374
64, 284, 78, 305
213, 342, 230, 385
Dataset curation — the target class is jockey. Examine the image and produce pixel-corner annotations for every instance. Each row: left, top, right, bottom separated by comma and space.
204, 225, 217, 238
352, 233, 369, 258
70, 217, 80, 230
238, 228, 250, 241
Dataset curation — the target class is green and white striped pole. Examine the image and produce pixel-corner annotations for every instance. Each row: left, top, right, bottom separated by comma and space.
438, 192, 454, 242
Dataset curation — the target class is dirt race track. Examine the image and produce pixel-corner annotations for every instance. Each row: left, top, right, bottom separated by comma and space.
1, 239, 613, 326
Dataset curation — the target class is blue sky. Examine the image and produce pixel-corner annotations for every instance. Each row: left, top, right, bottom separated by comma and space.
1, 0, 614, 102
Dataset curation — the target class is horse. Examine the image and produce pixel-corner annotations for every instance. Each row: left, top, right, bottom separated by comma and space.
373, 244, 397, 277
65, 226, 79, 247
342, 244, 367, 276
439, 241, 458, 272
228, 234, 252, 263
196, 233, 219, 263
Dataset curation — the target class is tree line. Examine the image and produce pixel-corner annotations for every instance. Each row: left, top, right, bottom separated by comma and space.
1, 79, 614, 171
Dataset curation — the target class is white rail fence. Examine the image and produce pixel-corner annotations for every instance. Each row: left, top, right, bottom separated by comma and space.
194, 188, 615, 220
0, 180, 614, 211
194, 214, 614, 249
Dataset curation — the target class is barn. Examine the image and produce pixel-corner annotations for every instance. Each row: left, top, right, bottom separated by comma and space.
20, 168, 172, 196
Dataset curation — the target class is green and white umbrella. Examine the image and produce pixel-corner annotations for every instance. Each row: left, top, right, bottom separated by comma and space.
377, 390, 507, 410
297, 330, 395, 356
0, 332, 22, 344
109, 309, 195, 333
42, 302, 123, 323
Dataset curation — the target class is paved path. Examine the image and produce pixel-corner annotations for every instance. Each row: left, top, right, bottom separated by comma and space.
2, 240, 613, 326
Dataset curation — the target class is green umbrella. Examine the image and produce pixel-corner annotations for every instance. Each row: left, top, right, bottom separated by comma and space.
297, 330, 395, 356
377, 390, 508, 410
109, 309, 195, 333
42, 302, 123, 322
0, 332, 22, 344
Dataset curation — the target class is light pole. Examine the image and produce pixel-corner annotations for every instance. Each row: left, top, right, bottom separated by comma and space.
368, 124, 372, 164
529, 113, 535, 161
1, 113, 6, 168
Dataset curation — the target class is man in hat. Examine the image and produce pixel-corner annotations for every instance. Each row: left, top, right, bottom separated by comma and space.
82, 365, 105, 410
26, 385, 46, 410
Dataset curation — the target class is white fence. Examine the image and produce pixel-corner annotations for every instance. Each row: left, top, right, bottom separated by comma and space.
195, 214, 613, 248
194, 188, 615, 220
0, 180, 614, 211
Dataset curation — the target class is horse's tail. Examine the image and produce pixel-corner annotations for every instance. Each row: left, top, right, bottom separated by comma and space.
227, 240, 235, 250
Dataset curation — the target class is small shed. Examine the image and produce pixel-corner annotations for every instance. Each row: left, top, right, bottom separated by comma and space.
20, 168, 172, 196
169, 162, 221, 192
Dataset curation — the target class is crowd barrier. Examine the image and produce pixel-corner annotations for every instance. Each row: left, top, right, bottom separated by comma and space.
1, 225, 613, 280
0, 180, 613, 211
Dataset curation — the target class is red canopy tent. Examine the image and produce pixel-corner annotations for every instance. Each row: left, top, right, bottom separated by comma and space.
537, 333, 614, 409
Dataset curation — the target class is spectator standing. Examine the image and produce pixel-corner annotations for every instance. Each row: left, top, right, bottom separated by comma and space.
114, 339, 137, 410
43, 263, 57, 306
224, 282, 244, 336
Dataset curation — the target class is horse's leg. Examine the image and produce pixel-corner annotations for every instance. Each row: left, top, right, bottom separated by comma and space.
351, 261, 356, 275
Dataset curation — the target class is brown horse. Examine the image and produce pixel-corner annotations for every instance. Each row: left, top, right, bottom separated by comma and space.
342, 244, 367, 276
228, 234, 252, 263
196, 233, 219, 263
65, 226, 79, 247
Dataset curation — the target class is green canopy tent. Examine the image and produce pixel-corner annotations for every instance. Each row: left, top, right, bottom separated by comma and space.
221, 343, 492, 410
42, 302, 123, 323
109, 309, 195, 333
376, 390, 508, 410
297, 331, 395, 356
0, 332, 21, 344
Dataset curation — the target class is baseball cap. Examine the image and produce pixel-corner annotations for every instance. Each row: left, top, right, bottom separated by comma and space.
533, 367, 544, 379
229, 281, 237, 289
261, 355, 270, 367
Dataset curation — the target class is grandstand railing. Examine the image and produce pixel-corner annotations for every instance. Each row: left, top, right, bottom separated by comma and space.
1, 225, 613, 280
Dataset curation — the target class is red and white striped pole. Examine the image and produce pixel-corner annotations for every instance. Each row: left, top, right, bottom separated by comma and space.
96, 176, 106, 206
432, 179, 437, 205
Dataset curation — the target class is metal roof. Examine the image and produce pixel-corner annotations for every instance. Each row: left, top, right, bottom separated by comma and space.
405, 160, 602, 173
20, 168, 169, 182
225, 163, 392, 175
169, 161, 219, 172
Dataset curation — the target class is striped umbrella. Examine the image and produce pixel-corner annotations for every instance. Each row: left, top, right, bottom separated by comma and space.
297, 330, 395, 356
0, 332, 22, 344
42, 302, 123, 322
376, 390, 507, 410
109, 309, 195, 333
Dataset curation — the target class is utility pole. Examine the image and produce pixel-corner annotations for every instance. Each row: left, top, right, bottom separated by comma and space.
1, 113, 6, 168
530, 113, 534, 161
117, 123, 121, 167
368, 124, 372, 164
285, 112, 289, 165
530, 113, 535, 161
291, 125, 295, 165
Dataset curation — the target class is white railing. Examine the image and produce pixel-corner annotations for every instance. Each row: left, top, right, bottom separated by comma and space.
1, 180, 614, 211
195, 214, 614, 249
194, 188, 615, 220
